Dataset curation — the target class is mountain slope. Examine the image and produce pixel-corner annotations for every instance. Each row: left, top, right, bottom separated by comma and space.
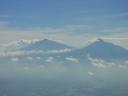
85, 39, 128, 59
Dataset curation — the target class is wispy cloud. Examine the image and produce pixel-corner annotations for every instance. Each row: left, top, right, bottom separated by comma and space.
0, 14, 43, 19
0, 21, 8, 24
0, 14, 14, 18
0, 23, 128, 48
114, 12, 128, 17
100, 27, 128, 34
102, 12, 128, 18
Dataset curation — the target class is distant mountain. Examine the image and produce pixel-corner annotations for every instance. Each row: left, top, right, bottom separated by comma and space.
1, 38, 128, 66
21, 39, 73, 51
69, 39, 128, 61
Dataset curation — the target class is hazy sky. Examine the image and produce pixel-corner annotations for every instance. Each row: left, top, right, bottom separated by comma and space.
0, 0, 128, 48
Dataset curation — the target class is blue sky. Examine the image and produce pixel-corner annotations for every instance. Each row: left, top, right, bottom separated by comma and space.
0, 0, 128, 47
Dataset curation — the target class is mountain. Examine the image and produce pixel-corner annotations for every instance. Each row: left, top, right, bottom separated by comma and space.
0, 38, 128, 68
20, 39, 73, 51
69, 39, 128, 61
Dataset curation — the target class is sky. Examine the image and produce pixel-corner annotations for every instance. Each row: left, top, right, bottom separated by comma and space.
0, 0, 128, 48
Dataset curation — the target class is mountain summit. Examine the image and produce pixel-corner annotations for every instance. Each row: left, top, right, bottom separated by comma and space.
21, 39, 73, 51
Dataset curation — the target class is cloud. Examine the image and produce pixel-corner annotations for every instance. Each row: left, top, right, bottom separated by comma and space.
125, 61, 128, 64
0, 14, 14, 18
88, 71, 94, 76
46, 48, 72, 54
0, 24, 94, 35
88, 56, 115, 69
0, 50, 43, 57
46, 57, 54, 63
0, 51, 26, 57
0, 49, 72, 57
118, 60, 128, 69
39, 65, 45, 69
104, 12, 128, 18
0, 14, 60, 19
11, 57, 19, 62
0, 24, 101, 47
23, 66, 29, 70
0, 22, 128, 49
3, 39, 32, 51
100, 27, 128, 34
114, 12, 128, 17
0, 21, 10, 30
65, 56, 79, 63
0, 21, 9, 25
36, 57, 41, 60
27, 57, 33, 60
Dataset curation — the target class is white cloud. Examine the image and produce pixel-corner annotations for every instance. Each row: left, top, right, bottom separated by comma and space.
88, 56, 115, 69
3, 39, 32, 50
46, 57, 54, 63
0, 51, 39, 57
11, 57, 19, 62
0, 51, 26, 56
27, 57, 33, 60
46, 48, 72, 54
118, 65, 127, 69
118, 61, 128, 69
65, 56, 79, 63
92, 62, 106, 69
36, 57, 41, 60
88, 71, 94, 76
0, 49, 71, 57
103, 12, 128, 18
